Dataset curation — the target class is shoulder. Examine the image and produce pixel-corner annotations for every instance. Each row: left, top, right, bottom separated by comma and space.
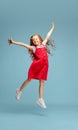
42, 42, 46, 46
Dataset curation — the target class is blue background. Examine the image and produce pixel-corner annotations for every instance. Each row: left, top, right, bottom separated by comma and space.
0, 0, 78, 130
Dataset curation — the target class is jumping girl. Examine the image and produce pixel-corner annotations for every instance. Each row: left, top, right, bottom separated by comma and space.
8, 22, 55, 109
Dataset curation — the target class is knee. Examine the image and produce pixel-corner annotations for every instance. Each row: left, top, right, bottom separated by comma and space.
27, 78, 32, 82
39, 80, 44, 87
40, 80, 44, 83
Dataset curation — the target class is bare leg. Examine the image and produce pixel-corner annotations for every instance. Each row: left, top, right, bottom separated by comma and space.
39, 80, 44, 98
20, 78, 32, 91
16, 78, 32, 100
37, 80, 46, 108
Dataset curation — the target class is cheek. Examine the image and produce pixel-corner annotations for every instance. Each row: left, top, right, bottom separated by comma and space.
33, 40, 35, 44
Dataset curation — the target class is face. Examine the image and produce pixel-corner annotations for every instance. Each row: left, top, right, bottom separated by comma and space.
32, 35, 41, 46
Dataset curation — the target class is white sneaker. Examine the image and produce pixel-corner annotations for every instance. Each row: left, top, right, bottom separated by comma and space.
16, 89, 22, 100
36, 98, 47, 109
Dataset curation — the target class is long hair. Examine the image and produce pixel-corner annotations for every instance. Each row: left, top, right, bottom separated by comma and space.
29, 34, 55, 59
29, 34, 43, 60
46, 38, 56, 55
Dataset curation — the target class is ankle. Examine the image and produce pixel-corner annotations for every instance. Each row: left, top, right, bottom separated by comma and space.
19, 88, 22, 92
39, 98, 43, 100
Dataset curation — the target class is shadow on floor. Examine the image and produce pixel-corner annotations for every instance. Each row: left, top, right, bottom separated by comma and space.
0, 102, 49, 116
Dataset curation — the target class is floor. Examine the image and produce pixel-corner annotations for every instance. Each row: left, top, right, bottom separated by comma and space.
0, 102, 78, 130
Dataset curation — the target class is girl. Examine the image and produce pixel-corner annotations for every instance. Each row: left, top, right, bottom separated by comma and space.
8, 22, 55, 109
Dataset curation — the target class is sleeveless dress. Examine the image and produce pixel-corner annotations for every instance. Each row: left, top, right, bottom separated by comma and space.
28, 43, 49, 80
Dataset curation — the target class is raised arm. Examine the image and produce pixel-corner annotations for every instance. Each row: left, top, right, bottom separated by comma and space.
43, 22, 55, 44
8, 37, 33, 50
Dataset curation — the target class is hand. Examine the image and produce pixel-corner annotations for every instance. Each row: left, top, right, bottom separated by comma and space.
52, 22, 55, 29
8, 37, 13, 45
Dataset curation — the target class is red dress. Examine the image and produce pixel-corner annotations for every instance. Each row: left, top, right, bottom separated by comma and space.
28, 44, 49, 80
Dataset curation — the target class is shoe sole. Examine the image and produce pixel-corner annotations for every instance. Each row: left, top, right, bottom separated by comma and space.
36, 101, 47, 109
